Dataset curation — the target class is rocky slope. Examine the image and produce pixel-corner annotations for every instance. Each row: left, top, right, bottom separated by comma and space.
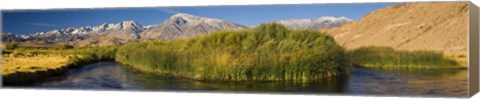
1, 32, 18, 42
321, 2, 469, 56
72, 21, 144, 46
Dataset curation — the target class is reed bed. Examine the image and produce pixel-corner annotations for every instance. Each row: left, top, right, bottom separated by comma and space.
348, 46, 463, 70
116, 23, 352, 81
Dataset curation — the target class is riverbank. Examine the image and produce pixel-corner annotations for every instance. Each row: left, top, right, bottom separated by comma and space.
1, 47, 116, 84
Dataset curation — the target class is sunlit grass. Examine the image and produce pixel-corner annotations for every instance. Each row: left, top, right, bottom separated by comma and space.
2, 55, 69, 76
1, 46, 117, 83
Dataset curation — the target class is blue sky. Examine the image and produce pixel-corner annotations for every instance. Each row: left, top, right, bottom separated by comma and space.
2, 3, 395, 35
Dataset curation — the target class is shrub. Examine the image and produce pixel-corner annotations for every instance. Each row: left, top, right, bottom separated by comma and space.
4, 41, 19, 50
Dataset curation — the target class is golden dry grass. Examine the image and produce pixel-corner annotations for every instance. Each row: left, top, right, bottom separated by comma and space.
1, 55, 70, 76
1, 46, 116, 84
443, 52, 468, 68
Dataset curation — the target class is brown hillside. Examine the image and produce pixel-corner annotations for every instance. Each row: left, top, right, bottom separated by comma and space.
322, 2, 468, 57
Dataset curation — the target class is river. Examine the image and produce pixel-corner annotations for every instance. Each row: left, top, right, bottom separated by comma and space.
7, 61, 468, 97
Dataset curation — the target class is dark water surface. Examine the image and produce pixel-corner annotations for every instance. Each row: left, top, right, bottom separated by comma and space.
14, 62, 468, 97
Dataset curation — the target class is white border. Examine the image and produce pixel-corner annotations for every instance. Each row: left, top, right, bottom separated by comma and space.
0, 0, 478, 99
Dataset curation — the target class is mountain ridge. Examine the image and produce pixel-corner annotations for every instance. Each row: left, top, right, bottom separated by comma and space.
2, 13, 353, 47
272, 16, 353, 30
140, 13, 248, 40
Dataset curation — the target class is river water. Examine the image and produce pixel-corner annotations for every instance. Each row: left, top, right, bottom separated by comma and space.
9, 62, 468, 97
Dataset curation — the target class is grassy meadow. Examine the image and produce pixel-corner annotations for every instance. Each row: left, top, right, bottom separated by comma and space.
116, 23, 352, 81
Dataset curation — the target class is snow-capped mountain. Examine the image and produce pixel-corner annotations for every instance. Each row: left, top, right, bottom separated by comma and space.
1, 32, 18, 42
272, 16, 353, 30
2, 13, 350, 47
2, 13, 248, 46
11, 20, 144, 44
140, 13, 247, 40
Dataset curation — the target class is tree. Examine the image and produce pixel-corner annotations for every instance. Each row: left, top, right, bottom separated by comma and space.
4, 41, 19, 50
58, 44, 74, 49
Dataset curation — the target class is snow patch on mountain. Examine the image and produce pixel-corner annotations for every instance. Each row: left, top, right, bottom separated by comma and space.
272, 16, 353, 30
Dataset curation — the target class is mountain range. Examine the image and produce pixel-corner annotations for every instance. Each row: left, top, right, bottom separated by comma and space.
1, 13, 351, 47
272, 16, 353, 30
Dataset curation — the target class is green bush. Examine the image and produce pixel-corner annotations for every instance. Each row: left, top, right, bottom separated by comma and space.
116, 23, 351, 81
4, 41, 19, 50
55, 44, 74, 50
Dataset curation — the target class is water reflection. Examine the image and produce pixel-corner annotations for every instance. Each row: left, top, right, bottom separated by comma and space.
13, 62, 467, 97
348, 67, 468, 97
